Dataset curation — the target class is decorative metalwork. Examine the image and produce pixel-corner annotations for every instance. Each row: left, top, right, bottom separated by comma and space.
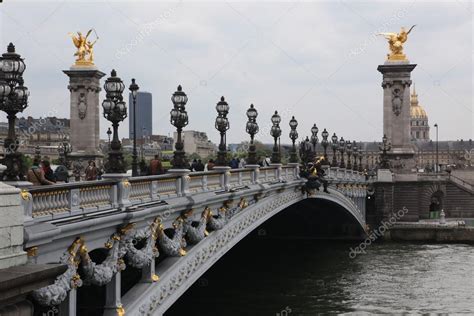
379, 134, 392, 169
331, 133, 338, 167
245, 104, 259, 165
270, 111, 281, 163
346, 140, 353, 170
289, 116, 298, 163
102, 69, 127, 174
170, 85, 189, 169
215, 96, 230, 166
310, 123, 319, 161
0, 43, 29, 181
182, 208, 210, 244
352, 141, 358, 171
339, 137, 346, 168
321, 128, 329, 164
129, 78, 140, 177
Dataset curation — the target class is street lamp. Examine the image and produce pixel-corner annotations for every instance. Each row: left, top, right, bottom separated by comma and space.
215, 96, 230, 166
106, 127, 112, 147
339, 137, 346, 168
289, 116, 298, 163
310, 123, 319, 160
434, 123, 439, 173
102, 69, 127, 174
379, 134, 392, 169
129, 78, 139, 177
331, 133, 338, 167
57, 134, 71, 168
352, 141, 358, 171
245, 104, 259, 165
346, 140, 352, 169
358, 143, 364, 172
321, 128, 329, 164
0, 43, 29, 181
170, 85, 189, 169
270, 111, 281, 163
299, 136, 312, 166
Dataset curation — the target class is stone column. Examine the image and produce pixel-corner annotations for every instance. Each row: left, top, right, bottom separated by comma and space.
213, 166, 231, 191
103, 271, 123, 316
245, 164, 260, 184
63, 66, 105, 169
0, 181, 27, 269
377, 61, 417, 171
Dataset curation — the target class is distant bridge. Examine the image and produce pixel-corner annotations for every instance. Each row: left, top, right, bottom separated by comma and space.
19, 164, 368, 315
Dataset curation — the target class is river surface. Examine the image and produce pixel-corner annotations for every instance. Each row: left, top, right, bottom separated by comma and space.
166, 237, 474, 315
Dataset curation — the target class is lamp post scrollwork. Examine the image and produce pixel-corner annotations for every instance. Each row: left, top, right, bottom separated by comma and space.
102, 69, 127, 174
170, 85, 189, 169
270, 111, 281, 164
215, 96, 230, 166
310, 123, 319, 161
245, 104, 259, 165
321, 128, 329, 164
339, 137, 346, 168
379, 134, 392, 169
331, 133, 338, 167
289, 116, 298, 163
0, 43, 29, 181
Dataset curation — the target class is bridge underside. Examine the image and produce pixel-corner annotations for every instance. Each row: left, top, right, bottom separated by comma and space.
257, 198, 367, 240
121, 189, 366, 315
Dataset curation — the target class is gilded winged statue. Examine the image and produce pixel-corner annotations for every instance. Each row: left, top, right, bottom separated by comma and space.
378, 25, 415, 60
68, 29, 98, 65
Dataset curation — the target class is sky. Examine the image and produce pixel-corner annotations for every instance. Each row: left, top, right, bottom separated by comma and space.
0, 0, 472, 144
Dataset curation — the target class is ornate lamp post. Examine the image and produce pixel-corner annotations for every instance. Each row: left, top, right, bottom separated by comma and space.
352, 141, 358, 171
339, 137, 346, 168
245, 104, 259, 165
129, 78, 139, 177
215, 96, 230, 166
102, 69, 127, 174
331, 133, 338, 167
321, 128, 329, 164
270, 111, 281, 163
170, 85, 189, 169
0, 43, 29, 181
57, 134, 71, 168
289, 116, 298, 163
106, 127, 112, 147
379, 134, 392, 169
299, 136, 312, 166
310, 123, 319, 160
359, 145, 364, 172
346, 140, 353, 169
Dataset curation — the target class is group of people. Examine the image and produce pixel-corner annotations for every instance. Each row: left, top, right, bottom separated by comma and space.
27, 159, 101, 186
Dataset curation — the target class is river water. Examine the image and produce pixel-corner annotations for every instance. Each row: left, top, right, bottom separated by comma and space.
166, 237, 474, 315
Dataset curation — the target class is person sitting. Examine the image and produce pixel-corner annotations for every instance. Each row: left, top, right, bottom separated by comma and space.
42, 160, 56, 183
27, 159, 55, 186
149, 155, 164, 175
54, 165, 69, 183
195, 159, 205, 171
206, 159, 215, 171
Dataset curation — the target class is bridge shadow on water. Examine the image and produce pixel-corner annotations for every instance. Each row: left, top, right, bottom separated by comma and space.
166, 199, 365, 316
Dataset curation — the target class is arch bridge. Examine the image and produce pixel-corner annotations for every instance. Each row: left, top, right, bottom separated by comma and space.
20, 164, 368, 315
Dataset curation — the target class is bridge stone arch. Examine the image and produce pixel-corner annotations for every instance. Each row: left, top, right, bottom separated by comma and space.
123, 187, 366, 315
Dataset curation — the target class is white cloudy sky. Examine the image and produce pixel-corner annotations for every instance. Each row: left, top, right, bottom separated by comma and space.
0, 0, 472, 144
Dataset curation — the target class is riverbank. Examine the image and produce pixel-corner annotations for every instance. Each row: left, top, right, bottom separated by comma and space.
384, 219, 474, 243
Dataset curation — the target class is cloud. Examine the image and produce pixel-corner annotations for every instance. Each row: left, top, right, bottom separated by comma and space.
0, 0, 471, 144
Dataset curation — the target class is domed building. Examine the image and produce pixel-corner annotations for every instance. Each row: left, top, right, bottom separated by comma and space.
410, 84, 430, 141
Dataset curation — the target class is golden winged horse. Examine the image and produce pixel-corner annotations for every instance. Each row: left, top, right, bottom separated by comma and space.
378, 25, 416, 60
68, 29, 98, 65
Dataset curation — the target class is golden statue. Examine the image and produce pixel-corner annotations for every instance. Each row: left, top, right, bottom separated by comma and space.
378, 25, 415, 61
68, 29, 99, 66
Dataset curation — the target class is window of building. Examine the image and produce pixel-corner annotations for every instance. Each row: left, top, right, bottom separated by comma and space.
416, 131, 420, 138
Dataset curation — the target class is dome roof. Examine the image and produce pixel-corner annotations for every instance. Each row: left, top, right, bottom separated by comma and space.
410, 84, 428, 119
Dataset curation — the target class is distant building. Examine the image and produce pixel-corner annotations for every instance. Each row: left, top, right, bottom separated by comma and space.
129, 91, 152, 140
410, 85, 430, 141
174, 130, 216, 158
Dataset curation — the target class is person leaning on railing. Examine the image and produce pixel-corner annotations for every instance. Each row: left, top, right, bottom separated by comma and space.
27, 158, 55, 186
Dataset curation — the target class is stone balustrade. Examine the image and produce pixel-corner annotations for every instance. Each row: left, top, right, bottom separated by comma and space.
19, 164, 365, 223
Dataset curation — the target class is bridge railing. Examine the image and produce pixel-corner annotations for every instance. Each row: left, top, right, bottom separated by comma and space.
22, 179, 119, 221
20, 164, 367, 222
